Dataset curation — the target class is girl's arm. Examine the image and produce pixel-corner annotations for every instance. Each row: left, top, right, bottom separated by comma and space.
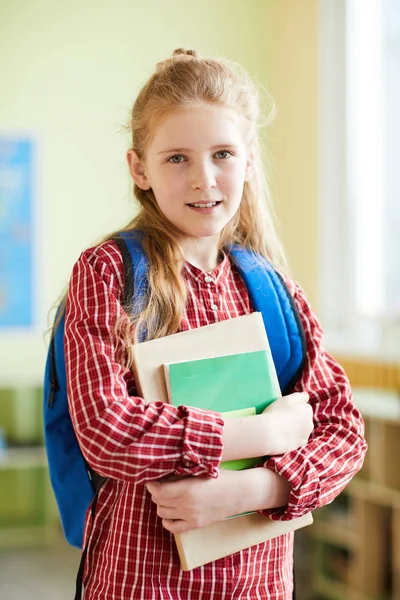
147, 467, 290, 534
259, 279, 368, 521
65, 241, 278, 485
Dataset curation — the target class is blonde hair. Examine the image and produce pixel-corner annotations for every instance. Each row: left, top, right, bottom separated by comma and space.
53, 48, 286, 350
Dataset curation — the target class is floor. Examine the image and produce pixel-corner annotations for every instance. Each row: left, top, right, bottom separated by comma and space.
0, 542, 80, 600
0, 537, 313, 600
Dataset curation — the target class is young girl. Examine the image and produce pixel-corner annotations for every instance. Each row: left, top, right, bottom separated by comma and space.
64, 48, 367, 599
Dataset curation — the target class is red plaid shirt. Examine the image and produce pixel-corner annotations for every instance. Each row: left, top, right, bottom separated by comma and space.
65, 240, 367, 600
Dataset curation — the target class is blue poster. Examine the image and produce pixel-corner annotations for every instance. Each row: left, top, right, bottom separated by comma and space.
0, 138, 34, 328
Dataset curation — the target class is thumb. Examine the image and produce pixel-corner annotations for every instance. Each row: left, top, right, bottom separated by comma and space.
289, 391, 309, 403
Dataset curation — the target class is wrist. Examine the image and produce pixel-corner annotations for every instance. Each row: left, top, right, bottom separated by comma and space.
221, 414, 272, 462
259, 412, 276, 456
234, 468, 291, 514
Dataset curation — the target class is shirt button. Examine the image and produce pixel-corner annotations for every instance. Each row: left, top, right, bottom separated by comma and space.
210, 303, 218, 311
204, 275, 213, 283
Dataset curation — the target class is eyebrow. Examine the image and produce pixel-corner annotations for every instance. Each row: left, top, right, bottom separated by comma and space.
157, 144, 239, 155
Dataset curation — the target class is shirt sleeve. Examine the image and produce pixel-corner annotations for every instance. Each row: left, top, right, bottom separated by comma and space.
64, 241, 224, 485
259, 278, 368, 520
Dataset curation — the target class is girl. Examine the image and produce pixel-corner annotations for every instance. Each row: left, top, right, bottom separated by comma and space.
64, 48, 367, 599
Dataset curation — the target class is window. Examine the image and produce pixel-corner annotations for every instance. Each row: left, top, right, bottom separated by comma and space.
319, 0, 400, 355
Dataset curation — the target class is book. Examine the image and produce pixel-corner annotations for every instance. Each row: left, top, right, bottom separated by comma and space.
129, 312, 313, 570
163, 350, 280, 471
129, 312, 274, 405
163, 350, 279, 414
175, 512, 313, 571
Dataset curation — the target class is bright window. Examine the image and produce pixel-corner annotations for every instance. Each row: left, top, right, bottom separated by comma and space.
319, 0, 400, 354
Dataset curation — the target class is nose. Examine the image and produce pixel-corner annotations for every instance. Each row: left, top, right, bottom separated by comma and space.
191, 161, 217, 191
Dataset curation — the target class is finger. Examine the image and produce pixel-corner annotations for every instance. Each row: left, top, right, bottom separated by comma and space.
146, 481, 161, 496
155, 478, 192, 502
146, 481, 172, 505
146, 484, 181, 508
162, 518, 193, 534
156, 505, 180, 519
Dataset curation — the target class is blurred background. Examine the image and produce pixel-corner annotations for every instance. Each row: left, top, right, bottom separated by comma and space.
0, 0, 399, 598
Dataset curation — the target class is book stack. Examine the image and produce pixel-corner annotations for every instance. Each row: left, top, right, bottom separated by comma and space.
130, 312, 312, 571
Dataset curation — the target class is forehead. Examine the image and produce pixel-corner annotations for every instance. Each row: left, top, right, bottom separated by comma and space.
147, 103, 246, 153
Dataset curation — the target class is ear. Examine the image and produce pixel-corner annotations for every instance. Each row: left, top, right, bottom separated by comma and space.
244, 146, 256, 182
126, 149, 151, 190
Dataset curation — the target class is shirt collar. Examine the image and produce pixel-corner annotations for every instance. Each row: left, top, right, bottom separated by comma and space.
183, 251, 231, 285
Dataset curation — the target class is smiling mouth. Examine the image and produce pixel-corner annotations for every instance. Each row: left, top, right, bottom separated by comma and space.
187, 201, 222, 208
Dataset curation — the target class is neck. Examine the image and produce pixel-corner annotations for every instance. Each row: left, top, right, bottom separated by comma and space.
181, 235, 221, 273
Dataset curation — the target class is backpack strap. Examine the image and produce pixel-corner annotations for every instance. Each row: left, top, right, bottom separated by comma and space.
113, 231, 150, 342
229, 246, 306, 394
74, 488, 103, 600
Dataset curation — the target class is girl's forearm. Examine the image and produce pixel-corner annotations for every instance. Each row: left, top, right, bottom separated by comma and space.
232, 468, 291, 514
221, 414, 270, 462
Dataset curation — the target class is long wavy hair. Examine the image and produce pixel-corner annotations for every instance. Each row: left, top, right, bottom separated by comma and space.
53, 48, 286, 352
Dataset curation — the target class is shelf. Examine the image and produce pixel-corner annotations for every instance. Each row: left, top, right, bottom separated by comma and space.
353, 389, 400, 423
308, 358, 400, 600
313, 521, 359, 551
348, 479, 400, 508
314, 574, 372, 600
0, 447, 47, 470
334, 358, 400, 391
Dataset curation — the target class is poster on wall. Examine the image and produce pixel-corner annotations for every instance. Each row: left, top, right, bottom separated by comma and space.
0, 138, 35, 329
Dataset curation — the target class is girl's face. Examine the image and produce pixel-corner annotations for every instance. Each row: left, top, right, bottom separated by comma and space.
127, 103, 254, 241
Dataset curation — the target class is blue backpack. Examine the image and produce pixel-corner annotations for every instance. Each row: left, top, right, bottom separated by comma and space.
43, 230, 306, 551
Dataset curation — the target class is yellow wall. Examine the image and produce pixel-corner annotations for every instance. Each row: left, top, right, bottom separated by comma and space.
0, 0, 319, 384
264, 0, 319, 305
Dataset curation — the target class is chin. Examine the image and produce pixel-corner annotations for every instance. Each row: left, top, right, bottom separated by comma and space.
187, 225, 224, 239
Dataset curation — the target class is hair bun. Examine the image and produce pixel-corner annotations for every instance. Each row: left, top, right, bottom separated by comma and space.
156, 48, 200, 73
172, 48, 200, 59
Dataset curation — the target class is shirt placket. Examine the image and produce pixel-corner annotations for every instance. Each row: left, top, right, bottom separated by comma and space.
204, 274, 221, 322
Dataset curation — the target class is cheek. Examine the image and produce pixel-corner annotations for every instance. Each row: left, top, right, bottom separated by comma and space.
156, 167, 186, 193
219, 166, 246, 195
150, 168, 185, 207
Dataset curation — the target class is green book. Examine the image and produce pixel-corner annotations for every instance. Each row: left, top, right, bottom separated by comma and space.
163, 350, 280, 471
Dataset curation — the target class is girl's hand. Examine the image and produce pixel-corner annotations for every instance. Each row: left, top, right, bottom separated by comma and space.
221, 392, 313, 464
146, 471, 244, 534
262, 392, 314, 455
146, 468, 291, 534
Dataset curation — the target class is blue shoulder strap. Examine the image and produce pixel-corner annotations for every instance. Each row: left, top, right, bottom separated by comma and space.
117, 231, 306, 394
113, 230, 149, 342
229, 246, 306, 394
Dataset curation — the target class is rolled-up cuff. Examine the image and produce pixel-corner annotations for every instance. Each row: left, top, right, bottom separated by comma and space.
258, 454, 321, 520
173, 406, 224, 479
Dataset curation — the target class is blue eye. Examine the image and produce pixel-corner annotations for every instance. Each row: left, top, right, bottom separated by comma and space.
214, 150, 232, 159
168, 154, 185, 163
